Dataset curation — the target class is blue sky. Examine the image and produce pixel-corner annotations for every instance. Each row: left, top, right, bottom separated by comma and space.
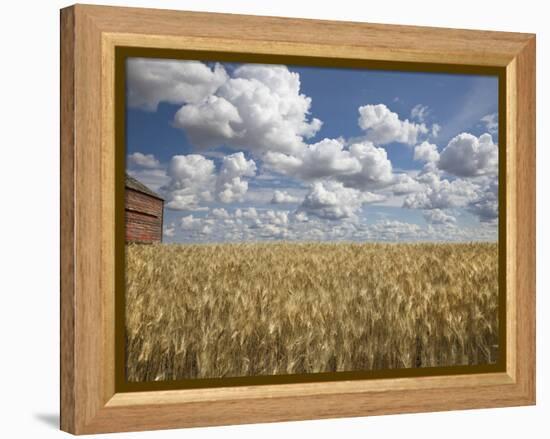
126, 57, 499, 243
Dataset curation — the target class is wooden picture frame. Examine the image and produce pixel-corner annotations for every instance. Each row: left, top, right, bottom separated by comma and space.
60, 4, 536, 435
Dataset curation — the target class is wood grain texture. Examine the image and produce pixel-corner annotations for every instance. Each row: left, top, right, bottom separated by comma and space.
60, 6, 75, 433
513, 37, 536, 399
107, 372, 514, 407
100, 26, 116, 410
81, 4, 530, 66
505, 57, 518, 382
60, 4, 536, 434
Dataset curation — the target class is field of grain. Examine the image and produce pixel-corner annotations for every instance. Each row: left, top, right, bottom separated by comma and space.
125, 242, 499, 382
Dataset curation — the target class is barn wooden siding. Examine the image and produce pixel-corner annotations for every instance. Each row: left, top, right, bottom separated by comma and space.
125, 175, 164, 243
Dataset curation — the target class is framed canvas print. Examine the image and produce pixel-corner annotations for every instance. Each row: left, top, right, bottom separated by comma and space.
60, 4, 536, 435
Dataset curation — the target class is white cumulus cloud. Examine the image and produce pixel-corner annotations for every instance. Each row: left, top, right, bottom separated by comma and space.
271, 190, 300, 204
243, 207, 259, 220
414, 141, 440, 163
264, 139, 393, 191
402, 169, 498, 224
216, 152, 257, 203
180, 214, 202, 230
211, 208, 230, 219
358, 104, 428, 145
338, 141, 394, 190
466, 177, 499, 223
299, 181, 383, 220
163, 223, 176, 237
127, 58, 228, 111
403, 172, 478, 210
391, 173, 424, 195
127, 152, 161, 169
423, 209, 456, 225
438, 133, 498, 177
163, 154, 216, 211
480, 113, 498, 135
174, 95, 242, 148
161, 152, 256, 209
367, 220, 422, 241
173, 64, 322, 156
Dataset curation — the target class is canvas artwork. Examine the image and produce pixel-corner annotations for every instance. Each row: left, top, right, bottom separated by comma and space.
123, 57, 500, 384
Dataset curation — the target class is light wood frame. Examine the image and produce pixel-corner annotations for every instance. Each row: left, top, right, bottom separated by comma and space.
60, 4, 536, 435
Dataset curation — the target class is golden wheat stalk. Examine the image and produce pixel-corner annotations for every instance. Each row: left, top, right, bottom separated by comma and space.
125, 242, 499, 382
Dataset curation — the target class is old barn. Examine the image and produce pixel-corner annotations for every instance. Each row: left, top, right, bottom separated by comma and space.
125, 174, 164, 243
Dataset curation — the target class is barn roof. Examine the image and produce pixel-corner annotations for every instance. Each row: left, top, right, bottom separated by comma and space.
125, 174, 164, 201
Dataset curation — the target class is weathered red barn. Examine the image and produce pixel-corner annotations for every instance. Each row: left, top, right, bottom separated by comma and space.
125, 174, 164, 243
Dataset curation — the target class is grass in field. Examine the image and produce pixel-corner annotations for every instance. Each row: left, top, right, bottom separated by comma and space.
125, 242, 499, 382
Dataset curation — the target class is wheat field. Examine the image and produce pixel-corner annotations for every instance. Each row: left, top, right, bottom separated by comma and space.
125, 242, 499, 382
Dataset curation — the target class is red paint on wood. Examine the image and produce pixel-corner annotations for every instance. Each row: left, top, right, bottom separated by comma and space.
125, 188, 164, 243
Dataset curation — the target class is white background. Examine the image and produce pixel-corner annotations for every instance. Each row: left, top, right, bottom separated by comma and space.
0, 0, 547, 437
